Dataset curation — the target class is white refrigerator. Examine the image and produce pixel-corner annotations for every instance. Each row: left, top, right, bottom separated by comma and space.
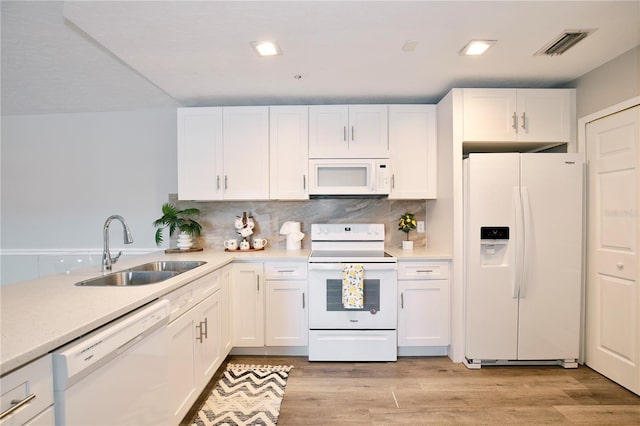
464, 153, 583, 367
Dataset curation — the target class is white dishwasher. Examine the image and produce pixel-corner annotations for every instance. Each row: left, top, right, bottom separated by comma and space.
52, 299, 170, 426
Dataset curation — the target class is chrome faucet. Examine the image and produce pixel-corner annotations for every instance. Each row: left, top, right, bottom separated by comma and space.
102, 215, 134, 272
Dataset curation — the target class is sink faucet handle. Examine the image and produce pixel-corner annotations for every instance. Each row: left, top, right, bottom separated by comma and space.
112, 250, 123, 264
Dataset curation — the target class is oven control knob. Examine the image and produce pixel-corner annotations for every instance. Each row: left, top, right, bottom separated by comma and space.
370, 308, 378, 315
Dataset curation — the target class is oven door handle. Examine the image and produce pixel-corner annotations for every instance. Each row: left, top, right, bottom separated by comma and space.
308, 263, 397, 271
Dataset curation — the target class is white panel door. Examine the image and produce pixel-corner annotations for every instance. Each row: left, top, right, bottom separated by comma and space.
231, 263, 264, 347
586, 106, 640, 395
222, 106, 269, 199
462, 89, 517, 142
347, 105, 389, 158
308, 105, 349, 158
198, 292, 221, 384
398, 280, 450, 346
177, 107, 223, 200
517, 89, 572, 142
388, 105, 437, 199
518, 154, 583, 360
269, 106, 309, 199
465, 153, 520, 360
265, 280, 308, 346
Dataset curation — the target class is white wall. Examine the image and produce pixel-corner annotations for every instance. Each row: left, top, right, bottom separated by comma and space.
570, 46, 640, 118
1, 108, 177, 283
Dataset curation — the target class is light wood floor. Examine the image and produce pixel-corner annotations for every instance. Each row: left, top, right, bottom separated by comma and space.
185, 355, 640, 425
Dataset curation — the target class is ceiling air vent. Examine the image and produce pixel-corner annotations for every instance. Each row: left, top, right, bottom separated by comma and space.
535, 29, 595, 56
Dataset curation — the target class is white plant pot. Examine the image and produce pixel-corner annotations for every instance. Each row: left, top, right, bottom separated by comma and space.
177, 232, 193, 250
402, 240, 413, 250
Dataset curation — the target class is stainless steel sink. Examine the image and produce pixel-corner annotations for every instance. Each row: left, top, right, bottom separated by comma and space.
127, 260, 206, 273
75, 260, 207, 286
75, 271, 178, 287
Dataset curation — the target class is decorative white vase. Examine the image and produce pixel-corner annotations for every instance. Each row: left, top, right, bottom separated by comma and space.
402, 240, 413, 250
177, 232, 193, 250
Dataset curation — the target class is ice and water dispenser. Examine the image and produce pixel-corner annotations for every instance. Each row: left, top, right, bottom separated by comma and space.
480, 226, 509, 265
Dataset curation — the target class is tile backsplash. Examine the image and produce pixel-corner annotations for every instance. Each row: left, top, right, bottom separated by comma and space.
171, 195, 427, 250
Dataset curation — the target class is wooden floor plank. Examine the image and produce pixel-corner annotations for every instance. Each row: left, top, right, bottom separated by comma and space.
183, 355, 640, 425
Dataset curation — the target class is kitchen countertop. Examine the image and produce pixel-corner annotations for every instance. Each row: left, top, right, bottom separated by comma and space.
0, 246, 449, 375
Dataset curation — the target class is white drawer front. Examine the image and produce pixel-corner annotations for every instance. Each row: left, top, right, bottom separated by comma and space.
398, 261, 450, 280
1, 355, 53, 425
265, 263, 307, 280
162, 271, 220, 322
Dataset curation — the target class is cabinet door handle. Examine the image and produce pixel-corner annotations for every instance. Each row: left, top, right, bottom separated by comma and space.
257, 275, 260, 292
224, 175, 228, 190
216, 175, 220, 191
0, 393, 36, 420
201, 317, 208, 339
391, 174, 395, 189
351, 126, 355, 141
401, 292, 404, 309
343, 126, 347, 141
303, 174, 306, 190
521, 112, 527, 131
302, 292, 306, 309
195, 323, 203, 343
512, 112, 518, 131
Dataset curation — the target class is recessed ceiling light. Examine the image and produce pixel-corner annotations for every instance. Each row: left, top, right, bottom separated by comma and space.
459, 39, 497, 56
402, 40, 418, 52
251, 41, 282, 57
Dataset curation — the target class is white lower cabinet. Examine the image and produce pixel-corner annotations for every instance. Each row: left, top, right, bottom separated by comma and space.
265, 263, 308, 346
231, 263, 265, 347
398, 261, 450, 347
165, 269, 229, 425
0, 355, 54, 426
231, 261, 309, 349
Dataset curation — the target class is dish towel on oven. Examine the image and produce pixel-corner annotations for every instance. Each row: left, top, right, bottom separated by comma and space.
342, 263, 364, 309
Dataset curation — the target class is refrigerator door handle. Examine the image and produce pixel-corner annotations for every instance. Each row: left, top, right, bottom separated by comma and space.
520, 187, 531, 298
513, 187, 524, 298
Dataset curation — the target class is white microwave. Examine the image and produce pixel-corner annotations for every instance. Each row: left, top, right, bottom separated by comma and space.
308, 159, 391, 195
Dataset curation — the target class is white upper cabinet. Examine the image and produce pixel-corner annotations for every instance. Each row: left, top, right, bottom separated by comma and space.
223, 106, 270, 200
177, 106, 269, 200
309, 105, 388, 158
462, 89, 574, 143
388, 105, 437, 199
177, 107, 224, 200
269, 106, 309, 200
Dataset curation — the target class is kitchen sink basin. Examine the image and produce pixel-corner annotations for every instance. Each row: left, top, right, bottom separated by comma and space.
75, 271, 178, 287
127, 260, 206, 273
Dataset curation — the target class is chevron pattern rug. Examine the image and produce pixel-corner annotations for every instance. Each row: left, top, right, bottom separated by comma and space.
192, 364, 293, 426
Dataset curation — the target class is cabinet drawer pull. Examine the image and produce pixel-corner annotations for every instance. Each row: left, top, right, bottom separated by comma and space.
416, 269, 434, 273
195, 324, 203, 343
201, 317, 208, 339
277, 269, 295, 273
0, 393, 36, 420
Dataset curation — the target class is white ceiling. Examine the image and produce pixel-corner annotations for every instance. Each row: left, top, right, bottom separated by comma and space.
2, 1, 639, 116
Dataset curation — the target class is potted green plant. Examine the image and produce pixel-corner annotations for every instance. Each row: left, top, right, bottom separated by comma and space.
153, 203, 202, 249
398, 212, 417, 250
